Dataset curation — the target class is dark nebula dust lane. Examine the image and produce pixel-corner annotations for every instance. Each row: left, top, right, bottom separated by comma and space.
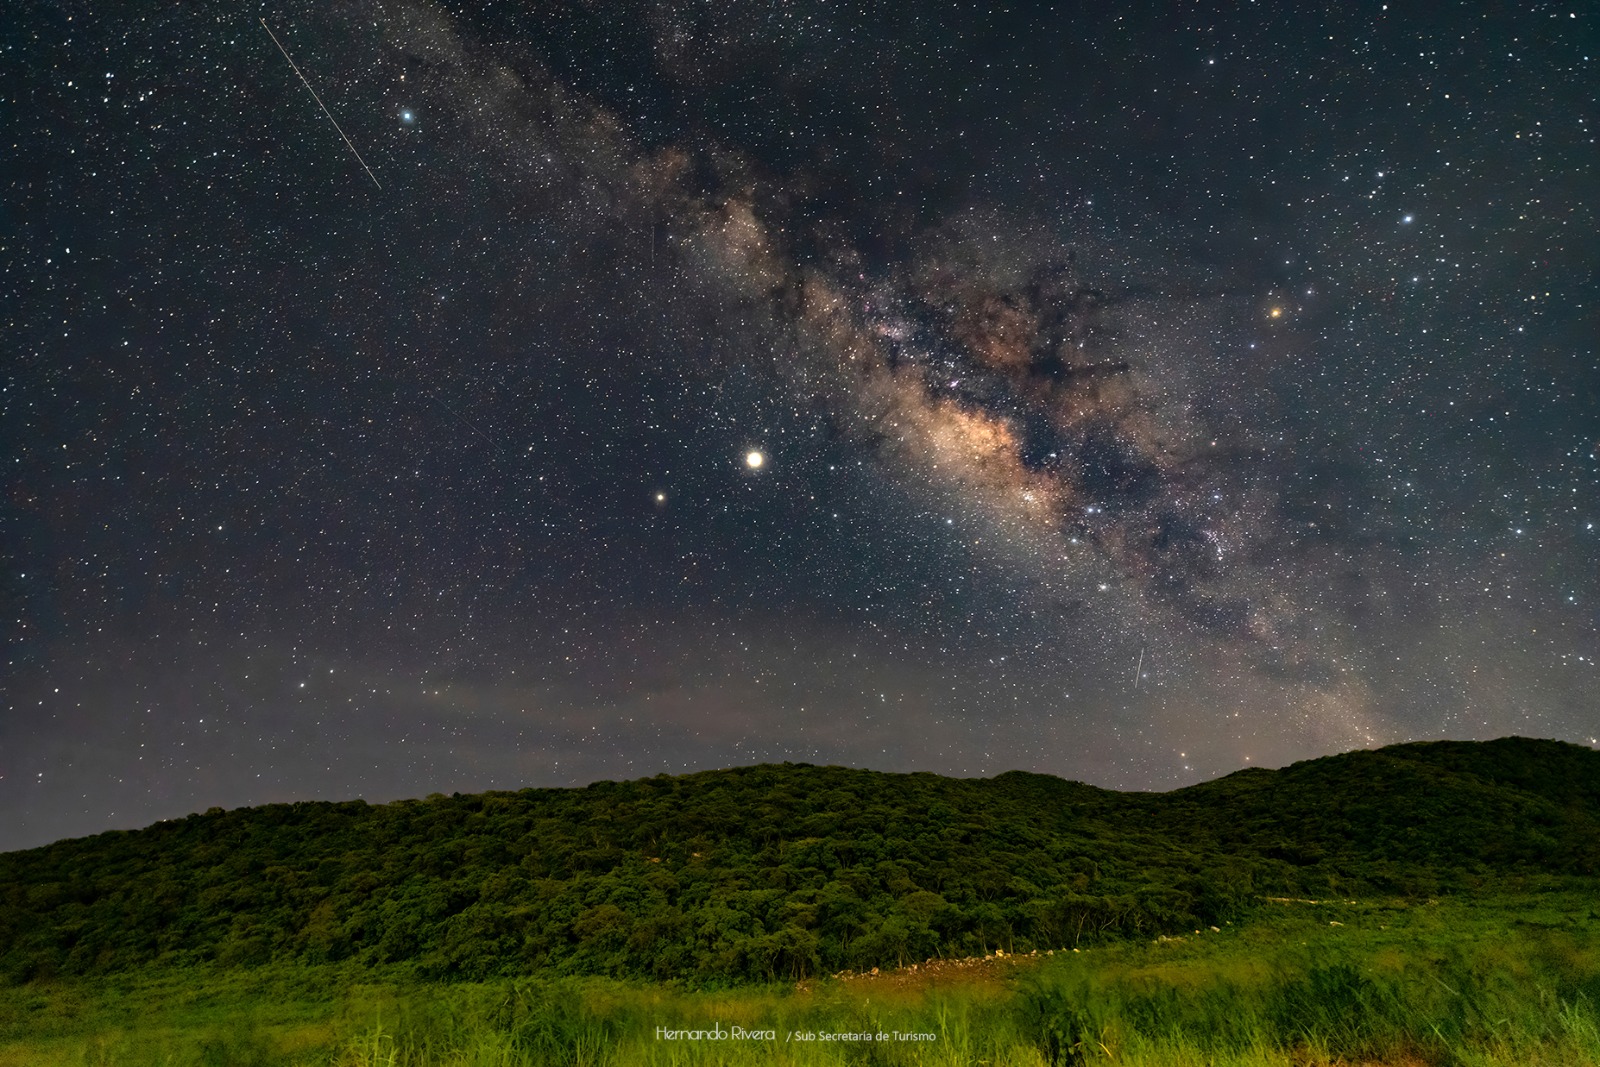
2, 0, 1596, 851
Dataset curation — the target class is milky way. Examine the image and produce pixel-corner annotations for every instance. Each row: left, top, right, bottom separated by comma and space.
2, 0, 1595, 850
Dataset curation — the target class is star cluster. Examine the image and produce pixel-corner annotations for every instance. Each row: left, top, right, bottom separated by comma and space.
1, 0, 1594, 851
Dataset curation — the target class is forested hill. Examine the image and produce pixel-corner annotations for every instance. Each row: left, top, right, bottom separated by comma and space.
2, 737, 1597, 984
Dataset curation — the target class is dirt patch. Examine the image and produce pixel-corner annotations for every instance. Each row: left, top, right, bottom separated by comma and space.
797, 948, 1062, 992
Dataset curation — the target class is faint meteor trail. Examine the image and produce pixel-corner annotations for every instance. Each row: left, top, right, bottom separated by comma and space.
259, 18, 381, 189
426, 393, 505, 453
1133, 646, 1144, 690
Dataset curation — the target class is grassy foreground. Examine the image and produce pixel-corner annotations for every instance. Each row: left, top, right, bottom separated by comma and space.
1, 891, 1597, 1066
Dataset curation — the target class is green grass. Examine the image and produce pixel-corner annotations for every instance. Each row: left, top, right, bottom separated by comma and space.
2, 891, 1597, 1066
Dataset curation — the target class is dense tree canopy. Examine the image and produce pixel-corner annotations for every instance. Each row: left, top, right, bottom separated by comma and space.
2, 738, 1596, 984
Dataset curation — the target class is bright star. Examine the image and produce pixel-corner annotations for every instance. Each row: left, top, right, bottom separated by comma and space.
400, 110, 415, 124
745, 450, 765, 470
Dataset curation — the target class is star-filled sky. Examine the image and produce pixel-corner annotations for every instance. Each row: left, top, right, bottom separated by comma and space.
3, 0, 1596, 852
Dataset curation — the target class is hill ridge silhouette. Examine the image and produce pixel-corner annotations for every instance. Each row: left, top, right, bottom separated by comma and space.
2, 736, 1595, 983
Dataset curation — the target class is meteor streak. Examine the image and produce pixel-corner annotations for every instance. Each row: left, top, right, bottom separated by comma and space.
260, 18, 381, 189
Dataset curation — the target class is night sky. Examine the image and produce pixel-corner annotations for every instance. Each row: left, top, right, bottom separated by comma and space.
4, 1, 1596, 852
